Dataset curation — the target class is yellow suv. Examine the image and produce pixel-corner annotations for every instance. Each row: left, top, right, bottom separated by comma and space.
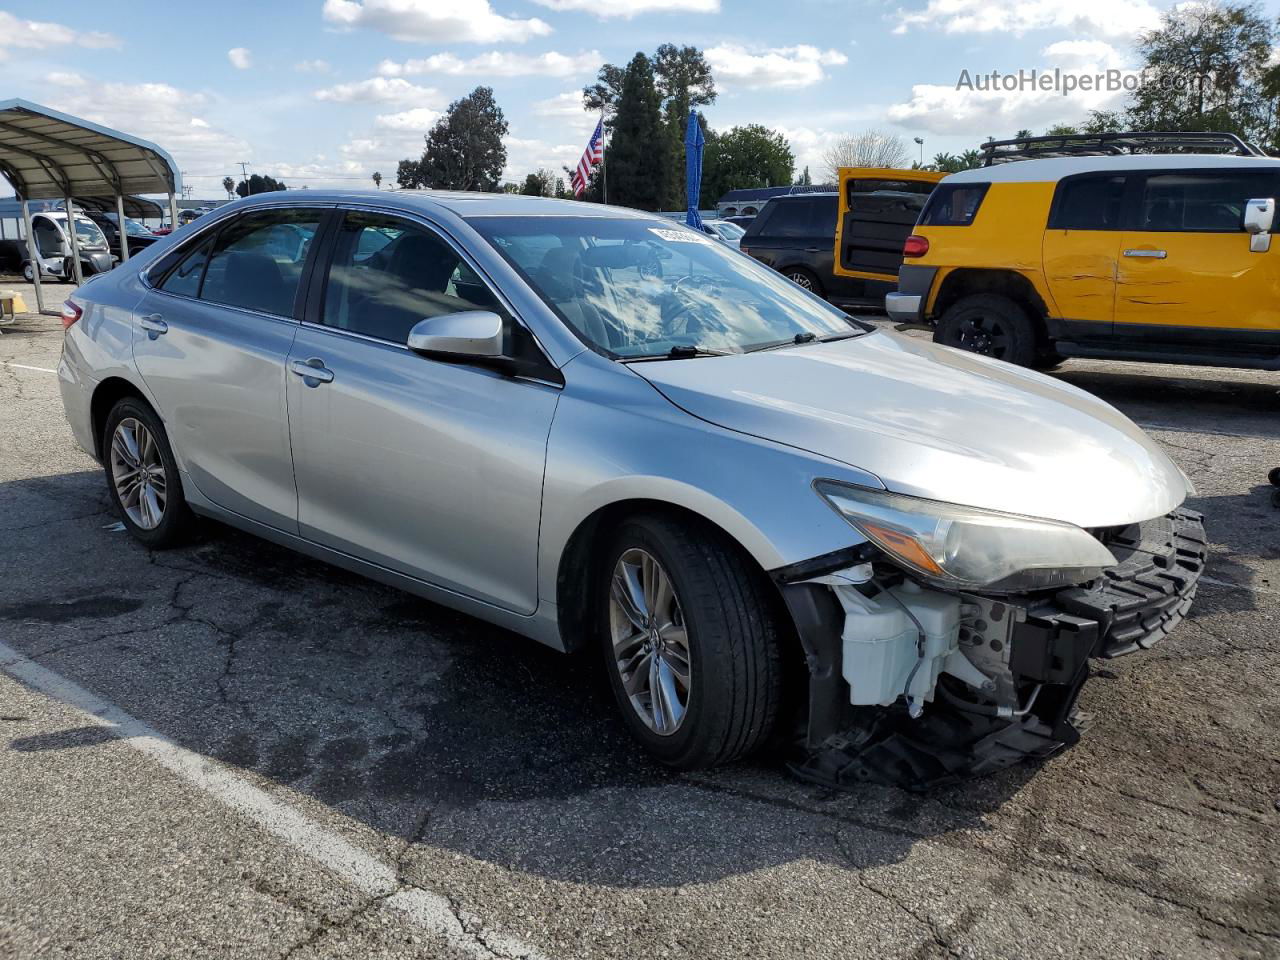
884, 133, 1280, 371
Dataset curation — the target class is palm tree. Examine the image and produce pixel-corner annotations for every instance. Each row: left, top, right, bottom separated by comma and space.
222, 176, 235, 199
372, 171, 383, 190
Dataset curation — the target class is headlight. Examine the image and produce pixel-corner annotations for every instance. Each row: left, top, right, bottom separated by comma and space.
814, 480, 1117, 593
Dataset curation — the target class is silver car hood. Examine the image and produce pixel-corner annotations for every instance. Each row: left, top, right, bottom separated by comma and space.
633, 330, 1187, 529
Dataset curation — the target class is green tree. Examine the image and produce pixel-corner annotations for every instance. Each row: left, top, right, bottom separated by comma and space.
1126, 1, 1276, 146
654, 44, 717, 208
397, 86, 509, 191
604, 53, 670, 210
520, 168, 556, 196
235, 173, 287, 197
796, 166, 812, 186
929, 150, 982, 173
700, 124, 794, 208
221, 176, 235, 199
371, 171, 382, 189
1044, 124, 1079, 136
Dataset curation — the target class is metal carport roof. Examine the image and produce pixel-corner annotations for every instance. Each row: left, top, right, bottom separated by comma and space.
0, 98, 181, 200
0, 98, 182, 317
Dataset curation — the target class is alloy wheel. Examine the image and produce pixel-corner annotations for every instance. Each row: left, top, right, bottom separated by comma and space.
110, 417, 167, 530
956, 314, 1009, 357
608, 548, 692, 736
788, 271, 813, 290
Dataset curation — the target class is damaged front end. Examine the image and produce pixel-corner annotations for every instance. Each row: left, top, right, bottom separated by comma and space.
777, 507, 1207, 792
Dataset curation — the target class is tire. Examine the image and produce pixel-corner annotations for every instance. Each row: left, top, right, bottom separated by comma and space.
21, 261, 34, 282
934, 293, 1037, 367
599, 513, 785, 770
1030, 349, 1065, 371
1268, 466, 1280, 487
102, 397, 195, 549
782, 266, 824, 298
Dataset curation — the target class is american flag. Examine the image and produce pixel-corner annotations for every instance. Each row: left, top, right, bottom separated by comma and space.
571, 119, 604, 197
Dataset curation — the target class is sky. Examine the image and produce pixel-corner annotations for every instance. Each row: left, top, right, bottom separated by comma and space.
1, 0, 1271, 200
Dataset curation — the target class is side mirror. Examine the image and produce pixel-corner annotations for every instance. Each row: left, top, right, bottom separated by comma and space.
406, 311, 505, 360
1244, 197, 1274, 253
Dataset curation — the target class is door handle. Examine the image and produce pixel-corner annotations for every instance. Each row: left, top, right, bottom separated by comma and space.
805, 247, 822, 253
139, 313, 168, 337
290, 357, 334, 385
1122, 249, 1167, 259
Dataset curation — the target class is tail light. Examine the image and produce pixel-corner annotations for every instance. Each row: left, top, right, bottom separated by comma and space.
61, 299, 82, 328
903, 234, 930, 258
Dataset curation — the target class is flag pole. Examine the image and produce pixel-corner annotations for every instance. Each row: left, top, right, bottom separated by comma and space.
601, 108, 608, 205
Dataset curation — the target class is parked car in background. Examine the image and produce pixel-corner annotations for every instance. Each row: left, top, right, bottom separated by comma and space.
178, 209, 203, 225
723, 215, 755, 229
84, 211, 160, 257
887, 131, 1280, 371
0, 209, 113, 281
740, 193, 862, 302
58, 190, 1204, 789
697, 218, 745, 249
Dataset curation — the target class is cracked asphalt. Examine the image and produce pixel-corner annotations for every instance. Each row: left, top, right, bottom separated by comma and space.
1, 308, 1278, 960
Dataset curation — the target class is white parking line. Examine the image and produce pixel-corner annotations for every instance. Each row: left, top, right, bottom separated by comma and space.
0, 640, 547, 960
1, 361, 56, 374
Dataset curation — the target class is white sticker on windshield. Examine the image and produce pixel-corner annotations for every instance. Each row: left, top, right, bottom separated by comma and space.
649, 227, 711, 243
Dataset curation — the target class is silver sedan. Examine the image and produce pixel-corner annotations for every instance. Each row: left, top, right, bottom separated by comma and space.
57, 191, 1204, 787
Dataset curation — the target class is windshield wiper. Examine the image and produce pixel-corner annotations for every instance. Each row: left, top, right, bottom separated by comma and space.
619, 344, 733, 362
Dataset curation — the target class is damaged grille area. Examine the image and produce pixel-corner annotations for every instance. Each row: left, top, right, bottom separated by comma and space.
1054, 507, 1206, 657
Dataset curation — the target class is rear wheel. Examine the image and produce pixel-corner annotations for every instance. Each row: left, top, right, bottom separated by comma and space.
599, 514, 785, 769
21, 261, 34, 282
934, 293, 1037, 367
102, 397, 195, 549
782, 266, 824, 298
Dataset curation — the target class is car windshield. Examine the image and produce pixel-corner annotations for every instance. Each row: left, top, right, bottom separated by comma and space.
122, 217, 152, 237
72, 218, 108, 247
469, 215, 860, 359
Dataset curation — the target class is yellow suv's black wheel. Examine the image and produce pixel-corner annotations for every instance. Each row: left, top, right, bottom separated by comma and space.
934, 294, 1036, 367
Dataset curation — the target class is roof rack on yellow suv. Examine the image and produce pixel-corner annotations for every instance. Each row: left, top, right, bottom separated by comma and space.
883, 132, 1280, 372
980, 130, 1266, 165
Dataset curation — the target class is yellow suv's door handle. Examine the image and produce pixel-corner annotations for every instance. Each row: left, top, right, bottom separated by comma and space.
1123, 249, 1167, 259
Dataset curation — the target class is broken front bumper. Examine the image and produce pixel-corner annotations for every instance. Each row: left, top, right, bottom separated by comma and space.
779, 507, 1207, 790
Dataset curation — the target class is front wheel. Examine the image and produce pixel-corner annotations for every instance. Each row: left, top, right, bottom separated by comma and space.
21, 261, 34, 282
102, 398, 195, 548
600, 514, 785, 770
934, 294, 1037, 367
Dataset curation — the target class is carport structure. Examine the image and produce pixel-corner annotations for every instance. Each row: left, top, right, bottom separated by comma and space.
0, 98, 182, 314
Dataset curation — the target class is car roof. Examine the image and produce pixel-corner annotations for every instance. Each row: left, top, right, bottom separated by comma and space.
227, 189, 665, 220
946, 153, 1280, 184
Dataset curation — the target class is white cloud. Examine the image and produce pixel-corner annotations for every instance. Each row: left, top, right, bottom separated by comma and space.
0, 11, 119, 56
777, 126, 851, 183
886, 39, 1133, 136
36, 74, 249, 189
892, 0, 1161, 39
531, 0, 718, 17
533, 91, 597, 133
322, 0, 550, 43
378, 49, 600, 78
374, 107, 440, 130
228, 47, 252, 70
314, 77, 442, 104
295, 58, 331, 73
706, 44, 848, 89
503, 136, 582, 182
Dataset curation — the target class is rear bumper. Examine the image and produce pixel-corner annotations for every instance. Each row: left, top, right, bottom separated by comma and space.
884, 265, 937, 323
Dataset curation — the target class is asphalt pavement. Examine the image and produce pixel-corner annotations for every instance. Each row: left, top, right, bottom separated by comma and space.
1, 311, 1277, 959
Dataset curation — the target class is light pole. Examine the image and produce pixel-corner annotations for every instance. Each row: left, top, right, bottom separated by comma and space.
914, 137, 924, 166
239, 161, 251, 196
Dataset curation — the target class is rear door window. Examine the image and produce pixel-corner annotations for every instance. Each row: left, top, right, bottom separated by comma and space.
1137, 171, 1279, 232
159, 239, 213, 298
1048, 175, 1127, 230
199, 209, 322, 317
919, 184, 989, 226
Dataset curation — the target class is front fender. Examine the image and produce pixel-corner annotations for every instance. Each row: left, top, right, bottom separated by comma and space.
536, 354, 878, 607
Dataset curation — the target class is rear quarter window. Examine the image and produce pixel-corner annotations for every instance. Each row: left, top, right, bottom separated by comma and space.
1048, 175, 1127, 230
919, 183, 989, 226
